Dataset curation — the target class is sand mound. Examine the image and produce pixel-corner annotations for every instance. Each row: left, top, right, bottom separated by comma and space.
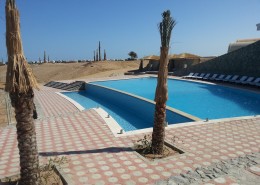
0, 60, 145, 87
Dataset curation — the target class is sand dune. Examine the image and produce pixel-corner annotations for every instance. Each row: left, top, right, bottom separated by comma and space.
0, 60, 145, 127
0, 60, 145, 88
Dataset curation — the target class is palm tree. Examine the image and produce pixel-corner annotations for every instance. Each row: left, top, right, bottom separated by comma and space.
151, 10, 176, 154
5, 0, 40, 184
128, 51, 138, 60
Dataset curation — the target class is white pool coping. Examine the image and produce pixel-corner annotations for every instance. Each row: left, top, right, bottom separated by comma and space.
93, 107, 124, 137
93, 113, 260, 138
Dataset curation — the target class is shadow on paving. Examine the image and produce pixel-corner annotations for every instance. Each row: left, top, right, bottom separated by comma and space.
39, 147, 133, 157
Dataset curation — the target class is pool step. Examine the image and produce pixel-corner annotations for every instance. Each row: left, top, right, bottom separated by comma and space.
44, 81, 85, 91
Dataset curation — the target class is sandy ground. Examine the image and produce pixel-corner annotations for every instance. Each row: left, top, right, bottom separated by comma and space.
0, 60, 146, 127
0, 60, 145, 85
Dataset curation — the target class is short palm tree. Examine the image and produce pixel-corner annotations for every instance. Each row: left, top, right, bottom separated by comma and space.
151, 10, 176, 154
5, 0, 40, 184
128, 51, 138, 60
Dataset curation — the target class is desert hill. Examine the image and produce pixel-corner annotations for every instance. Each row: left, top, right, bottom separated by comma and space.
0, 60, 144, 89
0, 60, 143, 127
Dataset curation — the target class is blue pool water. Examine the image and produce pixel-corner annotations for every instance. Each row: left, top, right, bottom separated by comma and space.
62, 84, 193, 131
62, 77, 260, 131
91, 77, 260, 119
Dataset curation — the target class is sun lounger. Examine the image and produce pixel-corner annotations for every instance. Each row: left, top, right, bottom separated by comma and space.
202, 73, 211, 80
215, 74, 225, 81
252, 81, 260, 87
190, 73, 205, 79
182, 73, 194, 79
195, 73, 205, 79
208, 74, 218, 80
249, 77, 260, 86
222, 75, 232, 82
234, 76, 248, 84
241, 77, 254, 85
187, 73, 199, 79
228, 75, 239, 83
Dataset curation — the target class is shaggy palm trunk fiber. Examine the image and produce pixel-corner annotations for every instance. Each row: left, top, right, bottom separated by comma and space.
11, 90, 40, 185
5, 1, 40, 184
152, 47, 169, 154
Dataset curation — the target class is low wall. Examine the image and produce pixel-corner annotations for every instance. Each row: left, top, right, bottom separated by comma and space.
175, 40, 260, 77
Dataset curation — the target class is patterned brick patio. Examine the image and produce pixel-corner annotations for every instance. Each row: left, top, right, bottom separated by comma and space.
0, 85, 259, 184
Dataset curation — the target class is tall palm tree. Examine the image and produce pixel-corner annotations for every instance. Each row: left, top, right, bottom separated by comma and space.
5, 0, 40, 184
151, 10, 176, 154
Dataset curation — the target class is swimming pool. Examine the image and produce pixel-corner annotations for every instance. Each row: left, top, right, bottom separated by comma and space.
92, 77, 260, 119
62, 77, 260, 132
62, 83, 195, 132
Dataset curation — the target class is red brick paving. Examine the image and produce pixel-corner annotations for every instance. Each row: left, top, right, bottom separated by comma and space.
0, 85, 259, 184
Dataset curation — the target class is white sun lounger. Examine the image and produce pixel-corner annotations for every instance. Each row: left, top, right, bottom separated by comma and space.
249, 77, 260, 86
241, 77, 254, 85
192, 73, 205, 79
208, 74, 218, 80
234, 76, 248, 84
182, 72, 194, 79
228, 75, 239, 83
222, 75, 232, 82
187, 73, 199, 79
202, 73, 211, 80
215, 74, 225, 81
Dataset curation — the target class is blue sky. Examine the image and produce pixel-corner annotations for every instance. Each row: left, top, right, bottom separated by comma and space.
0, 0, 259, 61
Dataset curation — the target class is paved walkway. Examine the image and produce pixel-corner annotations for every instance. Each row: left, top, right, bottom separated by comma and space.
0, 85, 259, 184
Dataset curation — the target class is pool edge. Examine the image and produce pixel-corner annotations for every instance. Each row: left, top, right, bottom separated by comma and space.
56, 92, 85, 111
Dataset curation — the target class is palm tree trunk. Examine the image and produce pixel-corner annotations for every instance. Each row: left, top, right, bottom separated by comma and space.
5, 1, 40, 184
11, 89, 40, 185
152, 47, 169, 154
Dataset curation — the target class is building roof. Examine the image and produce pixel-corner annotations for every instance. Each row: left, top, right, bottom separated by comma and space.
143, 55, 160, 60
169, 53, 200, 59
143, 53, 200, 61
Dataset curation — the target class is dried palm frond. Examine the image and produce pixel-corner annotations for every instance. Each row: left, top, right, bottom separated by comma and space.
158, 10, 176, 48
5, 0, 38, 94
